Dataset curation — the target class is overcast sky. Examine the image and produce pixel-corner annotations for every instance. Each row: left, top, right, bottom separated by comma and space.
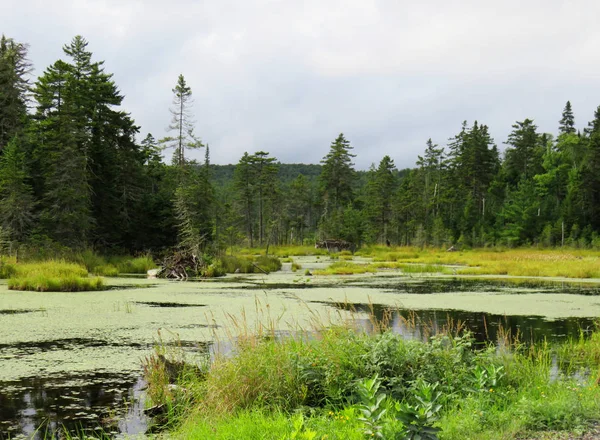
3, 0, 600, 169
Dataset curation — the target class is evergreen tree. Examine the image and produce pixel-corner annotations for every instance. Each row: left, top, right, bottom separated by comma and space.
319, 133, 356, 210
0, 35, 31, 150
32, 36, 145, 249
286, 174, 313, 244
174, 166, 214, 254
446, 121, 499, 239
0, 138, 35, 242
162, 74, 202, 167
504, 119, 543, 185
249, 151, 278, 245
234, 153, 256, 246
581, 107, 600, 229
559, 101, 576, 135
364, 155, 396, 243
416, 139, 445, 223
319, 133, 356, 238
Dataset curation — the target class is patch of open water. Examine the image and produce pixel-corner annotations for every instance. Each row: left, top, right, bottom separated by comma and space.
0, 372, 145, 440
317, 301, 597, 345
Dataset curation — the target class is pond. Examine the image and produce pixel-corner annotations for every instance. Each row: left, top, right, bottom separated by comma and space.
1, 262, 600, 438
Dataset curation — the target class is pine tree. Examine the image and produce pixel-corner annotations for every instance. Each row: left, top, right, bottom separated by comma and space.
32, 58, 93, 246
504, 119, 543, 185
580, 107, 600, 229
0, 35, 31, 150
174, 167, 214, 254
416, 139, 445, 221
249, 151, 278, 245
31, 36, 145, 249
318, 133, 356, 238
286, 174, 313, 244
0, 138, 35, 242
319, 133, 356, 210
559, 101, 576, 135
364, 155, 396, 243
162, 74, 202, 167
234, 153, 256, 247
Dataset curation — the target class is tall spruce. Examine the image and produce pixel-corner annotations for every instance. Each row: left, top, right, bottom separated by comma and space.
0, 35, 31, 151
162, 74, 202, 167
0, 138, 35, 242
319, 133, 356, 210
364, 156, 396, 243
559, 101, 576, 135
234, 153, 256, 246
31, 36, 144, 249
250, 151, 278, 245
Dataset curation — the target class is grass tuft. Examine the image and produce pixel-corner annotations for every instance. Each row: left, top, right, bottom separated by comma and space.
8, 261, 105, 292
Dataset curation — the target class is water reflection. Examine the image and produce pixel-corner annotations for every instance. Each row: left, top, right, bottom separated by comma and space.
0, 373, 145, 439
321, 302, 597, 346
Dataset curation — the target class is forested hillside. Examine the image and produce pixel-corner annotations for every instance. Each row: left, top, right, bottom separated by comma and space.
1, 34, 600, 254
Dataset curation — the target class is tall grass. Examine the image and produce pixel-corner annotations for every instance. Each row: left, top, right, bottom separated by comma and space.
0, 255, 18, 278
7, 261, 104, 292
219, 255, 282, 274
144, 307, 600, 439
352, 246, 600, 279
313, 261, 376, 275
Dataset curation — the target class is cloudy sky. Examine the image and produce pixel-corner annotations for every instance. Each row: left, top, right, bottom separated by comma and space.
2, 0, 600, 169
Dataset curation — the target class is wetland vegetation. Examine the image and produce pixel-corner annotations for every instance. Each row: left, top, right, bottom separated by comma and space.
145, 318, 600, 440
2, 31, 600, 439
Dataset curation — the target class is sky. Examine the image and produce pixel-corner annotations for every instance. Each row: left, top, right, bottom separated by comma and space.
2, 0, 600, 169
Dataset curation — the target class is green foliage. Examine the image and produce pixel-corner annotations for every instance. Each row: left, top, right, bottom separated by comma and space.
356, 375, 388, 438
0, 35, 30, 149
395, 379, 442, 440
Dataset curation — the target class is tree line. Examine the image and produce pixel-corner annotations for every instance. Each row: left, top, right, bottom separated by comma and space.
1, 34, 600, 255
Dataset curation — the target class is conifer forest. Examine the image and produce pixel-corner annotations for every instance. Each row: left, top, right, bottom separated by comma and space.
2, 34, 600, 255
